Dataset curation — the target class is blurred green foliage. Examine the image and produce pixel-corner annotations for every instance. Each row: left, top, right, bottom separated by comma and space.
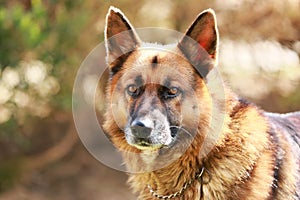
0, 0, 94, 191
0, 0, 91, 111
0, 0, 47, 67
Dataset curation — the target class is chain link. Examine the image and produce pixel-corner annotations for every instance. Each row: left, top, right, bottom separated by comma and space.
147, 167, 208, 199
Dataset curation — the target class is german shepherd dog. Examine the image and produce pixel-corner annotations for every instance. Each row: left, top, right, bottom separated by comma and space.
103, 6, 300, 200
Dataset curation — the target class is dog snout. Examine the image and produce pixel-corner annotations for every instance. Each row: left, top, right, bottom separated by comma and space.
130, 120, 152, 139
131, 120, 146, 127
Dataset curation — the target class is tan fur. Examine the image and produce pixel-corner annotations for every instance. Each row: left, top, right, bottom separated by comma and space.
103, 6, 300, 200
124, 96, 276, 200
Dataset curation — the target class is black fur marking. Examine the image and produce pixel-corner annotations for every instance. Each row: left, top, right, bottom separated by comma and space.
129, 100, 137, 121
268, 126, 282, 199
151, 55, 158, 68
163, 78, 171, 88
266, 112, 300, 198
268, 115, 300, 148
109, 52, 132, 77
195, 59, 213, 79
134, 75, 144, 87
229, 98, 250, 118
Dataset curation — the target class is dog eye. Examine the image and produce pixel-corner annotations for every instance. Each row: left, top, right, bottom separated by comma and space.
127, 84, 140, 96
165, 87, 180, 98
169, 87, 178, 95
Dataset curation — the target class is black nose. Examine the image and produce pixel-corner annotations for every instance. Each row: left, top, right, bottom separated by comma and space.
132, 120, 146, 127
130, 120, 152, 139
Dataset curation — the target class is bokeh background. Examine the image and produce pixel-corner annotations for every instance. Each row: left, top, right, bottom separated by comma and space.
0, 0, 300, 199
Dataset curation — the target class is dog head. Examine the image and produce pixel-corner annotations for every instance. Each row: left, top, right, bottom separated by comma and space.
103, 7, 218, 153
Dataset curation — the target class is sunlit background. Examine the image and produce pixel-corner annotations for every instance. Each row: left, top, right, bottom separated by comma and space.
0, 0, 299, 199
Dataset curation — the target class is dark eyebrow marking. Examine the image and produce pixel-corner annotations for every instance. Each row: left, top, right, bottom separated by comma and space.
151, 55, 158, 68
163, 77, 171, 88
135, 75, 144, 86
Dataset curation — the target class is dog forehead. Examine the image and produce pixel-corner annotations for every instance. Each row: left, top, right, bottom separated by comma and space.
134, 48, 175, 64
125, 48, 191, 72
118, 46, 198, 88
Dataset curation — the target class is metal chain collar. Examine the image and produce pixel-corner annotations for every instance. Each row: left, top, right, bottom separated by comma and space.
147, 167, 211, 199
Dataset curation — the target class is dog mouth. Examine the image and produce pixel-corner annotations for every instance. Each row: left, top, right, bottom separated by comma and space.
127, 126, 181, 150
133, 141, 164, 150
131, 136, 167, 150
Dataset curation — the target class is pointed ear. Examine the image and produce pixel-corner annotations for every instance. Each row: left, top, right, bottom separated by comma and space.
105, 6, 141, 74
178, 9, 219, 77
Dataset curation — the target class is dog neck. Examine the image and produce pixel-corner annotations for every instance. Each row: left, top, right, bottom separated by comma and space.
125, 96, 225, 199
126, 134, 208, 199
147, 166, 209, 199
